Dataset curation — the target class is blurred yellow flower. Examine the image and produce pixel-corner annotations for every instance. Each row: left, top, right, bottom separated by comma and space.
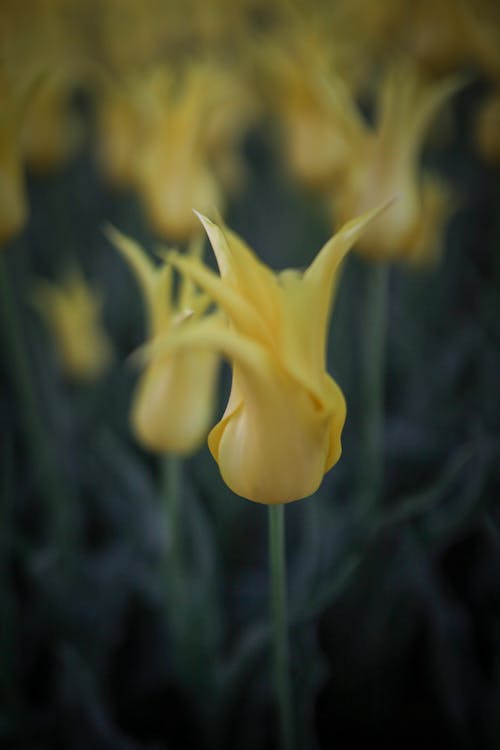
32, 269, 113, 382
163, 205, 386, 504
97, 59, 257, 241
261, 22, 356, 190
133, 64, 223, 242
332, 63, 462, 264
107, 226, 220, 455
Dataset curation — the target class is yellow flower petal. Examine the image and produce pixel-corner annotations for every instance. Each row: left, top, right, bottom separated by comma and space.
167, 249, 274, 349
105, 223, 172, 336
194, 210, 281, 331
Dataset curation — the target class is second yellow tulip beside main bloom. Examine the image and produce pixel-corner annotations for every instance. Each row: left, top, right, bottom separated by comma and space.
107, 226, 220, 456
160, 205, 388, 505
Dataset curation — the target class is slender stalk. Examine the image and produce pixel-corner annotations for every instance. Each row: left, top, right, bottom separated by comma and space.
161, 454, 185, 652
0, 439, 18, 717
268, 504, 294, 750
0, 252, 68, 557
359, 263, 390, 514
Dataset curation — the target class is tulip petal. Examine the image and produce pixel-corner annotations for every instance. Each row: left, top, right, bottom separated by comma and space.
105, 224, 156, 294
212, 364, 336, 504
302, 202, 393, 366
106, 224, 172, 334
168, 250, 274, 348
194, 211, 281, 330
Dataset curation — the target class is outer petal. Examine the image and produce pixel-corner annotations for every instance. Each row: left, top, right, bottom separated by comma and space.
105, 224, 172, 335
292, 202, 391, 384
194, 211, 281, 332
322, 375, 347, 472
211, 362, 335, 505
168, 250, 274, 348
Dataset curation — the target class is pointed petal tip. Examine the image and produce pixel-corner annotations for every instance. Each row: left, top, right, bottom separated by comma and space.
364, 194, 398, 223
103, 221, 129, 249
102, 221, 118, 241
192, 208, 205, 221
192, 206, 225, 230
342, 195, 398, 239
192, 208, 214, 228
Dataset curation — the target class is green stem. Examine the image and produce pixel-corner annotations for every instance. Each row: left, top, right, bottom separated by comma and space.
359, 263, 389, 514
268, 504, 294, 750
161, 454, 186, 654
0, 252, 68, 558
0, 439, 18, 718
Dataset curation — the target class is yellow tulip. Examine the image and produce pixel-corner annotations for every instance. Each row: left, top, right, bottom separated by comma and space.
132, 64, 223, 242
260, 24, 357, 190
32, 269, 113, 382
332, 62, 462, 264
106, 226, 220, 455
161, 205, 387, 504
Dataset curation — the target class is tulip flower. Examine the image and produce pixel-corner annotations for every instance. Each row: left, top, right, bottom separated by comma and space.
260, 22, 358, 191
32, 269, 113, 382
331, 62, 462, 264
133, 64, 223, 242
106, 226, 220, 455
161, 205, 387, 504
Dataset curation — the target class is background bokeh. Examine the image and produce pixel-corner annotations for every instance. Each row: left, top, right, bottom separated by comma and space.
1, 1, 500, 749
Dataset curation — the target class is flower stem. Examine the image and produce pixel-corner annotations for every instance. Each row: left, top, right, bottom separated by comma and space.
161, 454, 186, 657
359, 263, 389, 514
268, 504, 294, 750
0, 439, 18, 718
0, 252, 68, 558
